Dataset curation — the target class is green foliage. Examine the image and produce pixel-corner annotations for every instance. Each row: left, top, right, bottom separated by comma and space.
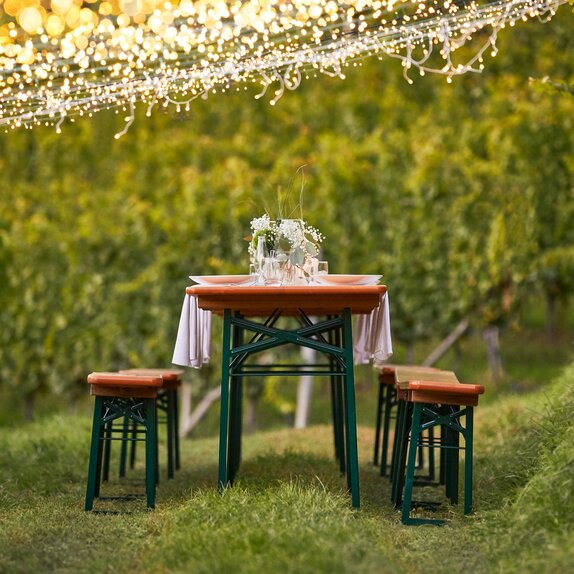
0, 9, 573, 412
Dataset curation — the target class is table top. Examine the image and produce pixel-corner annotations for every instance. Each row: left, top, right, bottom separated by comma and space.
185, 284, 387, 316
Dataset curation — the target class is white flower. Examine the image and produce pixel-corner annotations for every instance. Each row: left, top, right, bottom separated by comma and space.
250, 214, 272, 233
248, 214, 324, 266
277, 219, 305, 247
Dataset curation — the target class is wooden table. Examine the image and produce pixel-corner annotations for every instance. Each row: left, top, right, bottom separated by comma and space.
187, 284, 387, 509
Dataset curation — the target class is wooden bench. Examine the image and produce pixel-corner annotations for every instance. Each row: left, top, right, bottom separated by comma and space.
391, 377, 485, 525
84, 372, 162, 511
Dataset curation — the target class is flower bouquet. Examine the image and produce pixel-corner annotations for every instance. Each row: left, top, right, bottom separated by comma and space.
248, 214, 324, 284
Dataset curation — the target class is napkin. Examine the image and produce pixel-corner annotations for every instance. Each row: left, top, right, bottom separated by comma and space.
172, 294, 212, 368
353, 292, 393, 367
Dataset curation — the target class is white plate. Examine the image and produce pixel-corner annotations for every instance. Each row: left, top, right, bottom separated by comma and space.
189, 275, 258, 286
313, 274, 382, 286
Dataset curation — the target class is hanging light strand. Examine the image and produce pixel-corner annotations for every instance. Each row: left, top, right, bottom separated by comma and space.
0, 0, 567, 132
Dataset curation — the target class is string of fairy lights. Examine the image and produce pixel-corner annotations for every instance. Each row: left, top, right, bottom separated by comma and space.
0, 0, 568, 133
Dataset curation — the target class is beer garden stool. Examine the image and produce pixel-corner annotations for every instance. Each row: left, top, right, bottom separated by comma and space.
374, 365, 456, 477
390, 368, 462, 508
392, 378, 485, 525
118, 368, 183, 480
84, 372, 162, 511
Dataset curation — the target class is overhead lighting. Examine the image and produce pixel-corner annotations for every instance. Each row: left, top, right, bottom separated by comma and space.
0, 0, 567, 133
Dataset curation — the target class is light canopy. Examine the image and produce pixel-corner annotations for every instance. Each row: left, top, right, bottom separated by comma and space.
0, 0, 567, 133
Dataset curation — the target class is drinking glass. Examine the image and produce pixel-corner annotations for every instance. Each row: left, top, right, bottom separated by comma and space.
317, 261, 329, 275
261, 253, 282, 286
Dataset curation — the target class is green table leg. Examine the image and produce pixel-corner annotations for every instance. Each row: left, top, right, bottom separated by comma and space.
342, 308, 360, 509
218, 309, 232, 490
228, 318, 244, 484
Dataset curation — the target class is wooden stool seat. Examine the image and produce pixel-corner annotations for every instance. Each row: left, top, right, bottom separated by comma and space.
401, 380, 484, 406
119, 368, 183, 387
88, 372, 163, 387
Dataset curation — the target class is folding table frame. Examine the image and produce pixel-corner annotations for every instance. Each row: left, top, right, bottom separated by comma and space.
187, 285, 387, 509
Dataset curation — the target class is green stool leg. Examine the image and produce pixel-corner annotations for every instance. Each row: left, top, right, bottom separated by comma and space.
391, 401, 411, 506
85, 396, 104, 511
218, 309, 232, 490
401, 402, 422, 524
94, 416, 104, 499
373, 380, 384, 465
464, 407, 474, 514
173, 389, 181, 471
130, 421, 137, 469
102, 421, 112, 482
389, 398, 404, 486
439, 425, 446, 486
401, 403, 444, 526
417, 433, 424, 469
396, 402, 414, 509
342, 308, 360, 509
166, 390, 175, 479
119, 416, 129, 478
380, 385, 394, 477
444, 406, 460, 505
389, 397, 406, 482
145, 397, 157, 509
428, 426, 436, 481
154, 404, 160, 485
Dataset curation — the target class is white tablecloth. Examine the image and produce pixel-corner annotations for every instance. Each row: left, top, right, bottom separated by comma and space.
172, 290, 392, 368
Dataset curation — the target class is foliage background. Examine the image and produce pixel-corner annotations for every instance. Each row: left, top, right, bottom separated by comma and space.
0, 7, 572, 420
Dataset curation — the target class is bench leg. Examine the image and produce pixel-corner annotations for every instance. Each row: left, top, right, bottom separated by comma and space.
119, 416, 129, 478
464, 407, 474, 514
85, 396, 104, 511
145, 398, 157, 509
166, 390, 175, 480
174, 389, 181, 471
373, 382, 384, 465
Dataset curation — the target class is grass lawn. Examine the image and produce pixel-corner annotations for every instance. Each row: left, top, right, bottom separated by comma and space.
2, 357, 574, 573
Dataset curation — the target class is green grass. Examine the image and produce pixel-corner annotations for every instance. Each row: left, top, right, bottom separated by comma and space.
2, 360, 574, 573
